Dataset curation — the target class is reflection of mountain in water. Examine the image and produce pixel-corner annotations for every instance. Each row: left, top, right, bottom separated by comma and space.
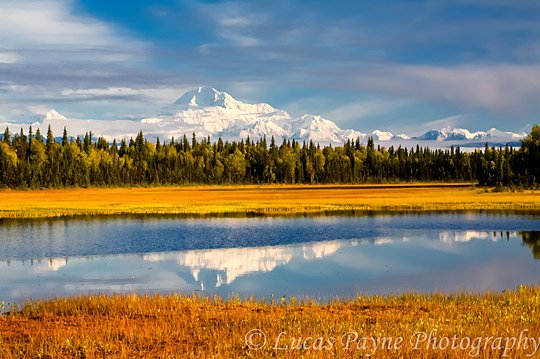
143, 240, 343, 287
439, 231, 491, 243
48, 257, 68, 271
3, 229, 538, 296
521, 231, 540, 260
438, 230, 517, 243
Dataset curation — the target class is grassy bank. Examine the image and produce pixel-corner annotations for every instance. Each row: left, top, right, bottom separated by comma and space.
1, 287, 539, 358
0, 183, 539, 219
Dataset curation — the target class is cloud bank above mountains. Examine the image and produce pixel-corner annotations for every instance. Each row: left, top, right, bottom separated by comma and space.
0, 0, 538, 133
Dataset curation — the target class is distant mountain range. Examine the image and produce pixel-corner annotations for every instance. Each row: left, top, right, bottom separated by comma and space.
416, 127, 525, 141
0, 86, 529, 147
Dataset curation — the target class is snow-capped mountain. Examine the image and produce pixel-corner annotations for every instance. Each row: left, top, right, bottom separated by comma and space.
217, 118, 289, 140
485, 127, 527, 139
395, 133, 411, 140
143, 87, 364, 143
163, 86, 277, 114
416, 128, 487, 141
416, 127, 526, 142
288, 114, 345, 142
371, 130, 394, 141
43, 109, 67, 122
0, 86, 529, 148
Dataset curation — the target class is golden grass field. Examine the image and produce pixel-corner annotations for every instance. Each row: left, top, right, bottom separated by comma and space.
0, 183, 539, 219
1, 287, 539, 358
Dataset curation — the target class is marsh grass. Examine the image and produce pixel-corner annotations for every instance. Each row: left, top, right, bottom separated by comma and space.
0, 184, 539, 219
1, 287, 539, 358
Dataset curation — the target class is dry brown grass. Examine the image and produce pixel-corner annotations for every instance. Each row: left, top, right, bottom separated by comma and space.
0, 183, 539, 219
1, 287, 539, 358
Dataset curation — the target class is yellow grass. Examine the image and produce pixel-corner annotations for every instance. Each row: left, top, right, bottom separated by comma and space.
1, 287, 539, 358
0, 183, 538, 219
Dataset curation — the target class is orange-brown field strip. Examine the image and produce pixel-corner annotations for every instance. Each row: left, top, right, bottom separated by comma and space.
0, 183, 539, 218
1, 288, 540, 358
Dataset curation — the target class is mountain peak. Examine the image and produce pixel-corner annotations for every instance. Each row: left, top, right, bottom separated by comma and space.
173, 86, 229, 107
44, 109, 67, 121
163, 86, 278, 116
371, 130, 394, 141
414, 127, 526, 141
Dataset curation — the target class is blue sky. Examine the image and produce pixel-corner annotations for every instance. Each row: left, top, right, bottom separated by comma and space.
0, 0, 538, 134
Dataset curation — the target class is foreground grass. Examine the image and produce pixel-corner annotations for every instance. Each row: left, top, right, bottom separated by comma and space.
0, 183, 539, 219
1, 287, 539, 358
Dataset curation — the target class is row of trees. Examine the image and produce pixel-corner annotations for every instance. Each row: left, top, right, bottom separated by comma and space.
0, 125, 538, 188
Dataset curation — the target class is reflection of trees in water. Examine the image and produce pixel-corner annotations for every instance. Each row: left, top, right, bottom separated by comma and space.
521, 231, 540, 260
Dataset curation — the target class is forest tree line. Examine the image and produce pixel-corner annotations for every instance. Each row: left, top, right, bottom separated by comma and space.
0, 124, 538, 189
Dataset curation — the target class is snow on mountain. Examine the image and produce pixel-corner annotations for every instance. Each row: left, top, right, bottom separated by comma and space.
371, 130, 394, 141
417, 128, 487, 141
149, 89, 365, 143
43, 109, 67, 122
288, 114, 341, 142
162, 86, 278, 115
218, 119, 289, 140
416, 127, 525, 142
2, 109, 65, 126
156, 87, 293, 139
395, 133, 411, 140
0, 87, 530, 148
341, 129, 366, 141
417, 129, 443, 141
447, 128, 488, 140
486, 127, 527, 139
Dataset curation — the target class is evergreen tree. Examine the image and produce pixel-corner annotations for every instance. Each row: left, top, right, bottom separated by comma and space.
0, 125, 536, 189
62, 127, 69, 146
3, 127, 10, 144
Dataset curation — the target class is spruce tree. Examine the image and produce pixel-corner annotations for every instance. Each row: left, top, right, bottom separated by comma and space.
62, 127, 69, 146
3, 127, 10, 144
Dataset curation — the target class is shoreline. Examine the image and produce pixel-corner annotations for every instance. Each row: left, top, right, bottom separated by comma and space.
1, 183, 539, 219
1, 287, 539, 357
2, 208, 540, 222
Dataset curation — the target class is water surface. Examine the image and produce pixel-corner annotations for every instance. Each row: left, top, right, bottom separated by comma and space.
0, 212, 539, 303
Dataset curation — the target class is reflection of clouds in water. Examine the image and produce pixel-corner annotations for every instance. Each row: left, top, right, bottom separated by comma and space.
48, 258, 68, 271
0, 258, 66, 276
439, 231, 489, 243
143, 240, 343, 285
374, 238, 394, 245
0, 255, 191, 302
62, 270, 188, 293
366, 255, 537, 295
0, 229, 537, 303
439, 231, 514, 243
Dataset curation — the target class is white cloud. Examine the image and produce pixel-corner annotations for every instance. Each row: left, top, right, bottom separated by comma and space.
59, 86, 191, 104
413, 114, 470, 135
220, 32, 260, 47
61, 87, 136, 97
281, 97, 336, 118
353, 64, 540, 115
219, 16, 255, 28
323, 98, 410, 124
0, 0, 145, 63
199, 2, 264, 47
0, 82, 29, 92
0, 1, 165, 119
0, 52, 21, 64
27, 104, 53, 115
